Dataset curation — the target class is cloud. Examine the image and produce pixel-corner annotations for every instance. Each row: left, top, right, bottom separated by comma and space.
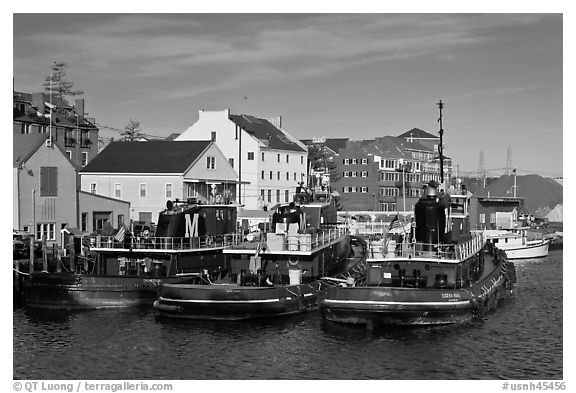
14, 13, 557, 100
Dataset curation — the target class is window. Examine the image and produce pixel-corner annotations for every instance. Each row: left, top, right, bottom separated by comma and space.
286, 172, 290, 180
262, 152, 265, 161
385, 187, 397, 196
36, 223, 55, 241
229, 158, 234, 168
269, 171, 273, 180
93, 212, 112, 232
362, 171, 368, 177
352, 158, 358, 164
343, 171, 349, 178
385, 160, 395, 169
22, 123, 31, 134
267, 189, 272, 202
82, 152, 88, 166
277, 172, 280, 180
362, 158, 368, 165
40, 167, 58, 196
285, 190, 289, 202
165, 183, 173, 198
90, 183, 96, 194
352, 171, 357, 177
276, 189, 280, 202
81, 213, 88, 231
261, 189, 265, 201
140, 183, 147, 198
301, 173, 305, 182
343, 159, 350, 165
65, 130, 75, 147
361, 187, 368, 193
277, 154, 281, 162
206, 156, 215, 170
286, 155, 289, 163
118, 215, 125, 228
261, 171, 265, 180
114, 184, 122, 198
139, 212, 152, 224
211, 131, 216, 141
301, 156, 304, 164
294, 173, 297, 181
66, 151, 72, 159
247, 152, 254, 160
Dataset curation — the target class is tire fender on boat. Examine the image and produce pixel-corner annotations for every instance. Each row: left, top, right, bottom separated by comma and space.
288, 257, 300, 269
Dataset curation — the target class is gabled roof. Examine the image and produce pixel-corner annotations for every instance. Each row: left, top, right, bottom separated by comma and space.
397, 127, 439, 140
13, 133, 77, 169
13, 133, 50, 168
229, 114, 305, 152
370, 136, 408, 159
402, 138, 434, 152
80, 140, 213, 173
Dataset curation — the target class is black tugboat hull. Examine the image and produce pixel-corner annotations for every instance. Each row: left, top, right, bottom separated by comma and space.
320, 258, 514, 327
154, 282, 322, 320
23, 273, 186, 310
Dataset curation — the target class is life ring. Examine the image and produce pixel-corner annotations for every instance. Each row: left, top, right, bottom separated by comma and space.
206, 236, 213, 246
288, 257, 299, 268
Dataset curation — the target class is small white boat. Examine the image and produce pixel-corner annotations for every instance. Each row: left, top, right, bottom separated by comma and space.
481, 227, 549, 260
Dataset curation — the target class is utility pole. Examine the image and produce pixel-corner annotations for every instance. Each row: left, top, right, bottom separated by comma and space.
236, 123, 242, 205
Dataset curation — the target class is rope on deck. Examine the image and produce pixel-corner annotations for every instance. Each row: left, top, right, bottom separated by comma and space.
13, 268, 30, 276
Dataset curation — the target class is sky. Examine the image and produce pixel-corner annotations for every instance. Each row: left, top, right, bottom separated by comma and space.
12, 12, 564, 178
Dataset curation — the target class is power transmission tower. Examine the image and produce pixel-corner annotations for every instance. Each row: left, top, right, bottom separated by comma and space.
505, 146, 512, 176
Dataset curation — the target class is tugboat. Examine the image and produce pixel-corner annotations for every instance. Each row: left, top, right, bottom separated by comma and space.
320, 101, 515, 328
23, 199, 240, 309
320, 181, 516, 327
154, 187, 351, 320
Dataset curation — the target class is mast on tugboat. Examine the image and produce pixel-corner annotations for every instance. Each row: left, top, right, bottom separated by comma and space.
437, 100, 445, 185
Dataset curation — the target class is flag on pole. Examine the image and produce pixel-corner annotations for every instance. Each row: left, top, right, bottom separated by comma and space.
114, 225, 126, 242
389, 215, 403, 231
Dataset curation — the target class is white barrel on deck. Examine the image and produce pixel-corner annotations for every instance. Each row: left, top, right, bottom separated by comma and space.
288, 269, 302, 285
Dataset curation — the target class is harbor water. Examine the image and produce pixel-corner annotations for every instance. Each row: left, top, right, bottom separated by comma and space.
13, 250, 562, 380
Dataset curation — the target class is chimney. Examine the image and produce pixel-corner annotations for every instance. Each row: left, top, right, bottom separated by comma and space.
31, 92, 45, 114
74, 98, 85, 117
267, 116, 282, 129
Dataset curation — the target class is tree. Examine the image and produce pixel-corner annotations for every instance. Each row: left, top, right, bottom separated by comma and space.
121, 119, 144, 142
308, 145, 341, 185
43, 62, 83, 108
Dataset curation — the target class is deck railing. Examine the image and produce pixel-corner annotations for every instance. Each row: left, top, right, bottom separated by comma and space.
367, 233, 485, 261
88, 232, 244, 251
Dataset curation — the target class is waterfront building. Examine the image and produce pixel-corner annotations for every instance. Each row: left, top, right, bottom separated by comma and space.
13, 91, 99, 169
79, 140, 238, 225
468, 196, 524, 230
302, 129, 452, 212
13, 133, 129, 246
176, 110, 308, 210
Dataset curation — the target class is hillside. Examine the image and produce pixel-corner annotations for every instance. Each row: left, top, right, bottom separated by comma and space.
461, 174, 563, 215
